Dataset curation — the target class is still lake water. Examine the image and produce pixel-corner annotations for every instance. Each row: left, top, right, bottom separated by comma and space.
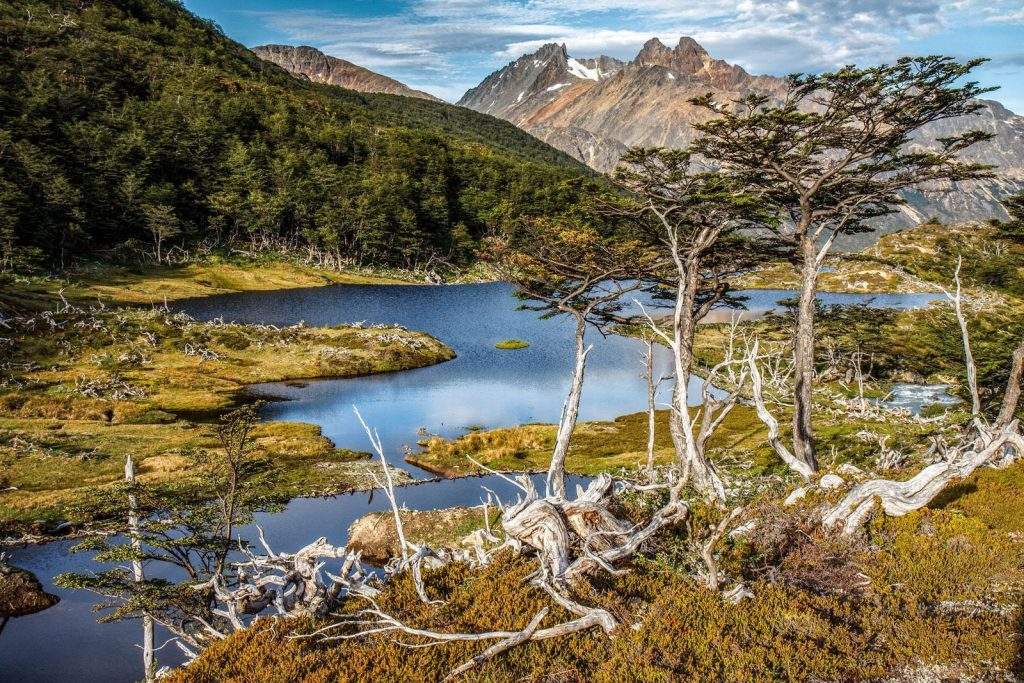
1, 283, 943, 682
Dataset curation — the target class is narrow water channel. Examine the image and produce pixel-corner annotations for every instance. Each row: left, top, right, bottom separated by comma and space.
1, 284, 944, 682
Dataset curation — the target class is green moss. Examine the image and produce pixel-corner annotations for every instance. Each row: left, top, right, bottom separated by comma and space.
495, 339, 530, 350
0, 291, 454, 534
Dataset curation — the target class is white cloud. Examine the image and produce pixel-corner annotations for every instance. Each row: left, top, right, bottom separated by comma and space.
250, 0, 1024, 102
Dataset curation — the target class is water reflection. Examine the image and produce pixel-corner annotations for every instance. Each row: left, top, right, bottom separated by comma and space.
2, 283, 944, 681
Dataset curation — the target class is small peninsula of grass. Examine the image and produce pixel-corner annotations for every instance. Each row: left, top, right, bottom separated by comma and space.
0, 279, 454, 537
495, 339, 530, 350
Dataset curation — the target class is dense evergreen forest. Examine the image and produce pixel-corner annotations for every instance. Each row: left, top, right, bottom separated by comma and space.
0, 0, 589, 271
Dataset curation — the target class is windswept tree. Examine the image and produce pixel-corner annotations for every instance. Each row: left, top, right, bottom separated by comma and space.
487, 218, 655, 499
56, 405, 279, 660
612, 148, 778, 499
691, 56, 997, 471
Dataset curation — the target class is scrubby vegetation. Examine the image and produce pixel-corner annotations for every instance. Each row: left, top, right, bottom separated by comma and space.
173, 456, 1024, 682
0, 288, 450, 534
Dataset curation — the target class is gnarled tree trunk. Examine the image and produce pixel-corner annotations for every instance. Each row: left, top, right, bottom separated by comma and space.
668, 262, 726, 500
791, 235, 820, 473
823, 423, 1024, 534
996, 340, 1024, 428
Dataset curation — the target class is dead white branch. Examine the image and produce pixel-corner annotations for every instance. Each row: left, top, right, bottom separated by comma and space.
746, 340, 815, 481
941, 257, 982, 420
823, 422, 1024, 534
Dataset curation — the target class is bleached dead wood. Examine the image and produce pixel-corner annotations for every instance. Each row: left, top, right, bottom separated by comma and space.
125, 456, 156, 682
548, 324, 592, 500
701, 507, 744, 591
746, 340, 815, 481
635, 299, 726, 501
821, 266, 1024, 535
299, 591, 616, 680
823, 422, 1024, 534
354, 407, 411, 565
941, 257, 982, 419
643, 339, 657, 473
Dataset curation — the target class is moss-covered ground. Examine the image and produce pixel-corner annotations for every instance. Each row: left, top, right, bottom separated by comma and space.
0, 277, 453, 536
174, 455, 1024, 681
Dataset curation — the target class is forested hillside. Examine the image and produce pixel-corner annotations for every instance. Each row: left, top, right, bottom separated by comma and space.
0, 0, 587, 271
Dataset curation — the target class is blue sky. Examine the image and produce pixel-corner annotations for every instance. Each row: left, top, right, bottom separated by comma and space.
184, 1, 1024, 111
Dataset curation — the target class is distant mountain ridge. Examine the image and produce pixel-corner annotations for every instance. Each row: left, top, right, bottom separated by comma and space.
460, 37, 1024, 228
253, 44, 442, 102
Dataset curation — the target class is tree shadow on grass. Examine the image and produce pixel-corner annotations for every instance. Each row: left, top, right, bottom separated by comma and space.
928, 481, 977, 509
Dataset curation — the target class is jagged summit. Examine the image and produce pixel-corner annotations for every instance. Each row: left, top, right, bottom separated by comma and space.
633, 37, 673, 66
456, 40, 624, 117
458, 36, 1024, 229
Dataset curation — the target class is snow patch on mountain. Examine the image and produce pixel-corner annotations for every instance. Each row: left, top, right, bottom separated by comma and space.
567, 58, 600, 81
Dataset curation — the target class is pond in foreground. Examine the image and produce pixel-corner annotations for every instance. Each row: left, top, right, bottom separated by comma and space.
1, 283, 943, 682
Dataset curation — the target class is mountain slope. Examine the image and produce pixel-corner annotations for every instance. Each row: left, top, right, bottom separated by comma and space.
461, 37, 1024, 227
0, 0, 586, 270
252, 45, 442, 102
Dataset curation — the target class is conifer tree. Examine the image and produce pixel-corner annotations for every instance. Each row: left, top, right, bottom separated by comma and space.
691, 56, 996, 470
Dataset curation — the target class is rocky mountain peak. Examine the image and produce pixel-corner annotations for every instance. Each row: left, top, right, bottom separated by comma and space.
634, 37, 671, 66
458, 36, 1024, 230
674, 36, 710, 63
633, 35, 718, 77
534, 42, 569, 60
252, 44, 441, 101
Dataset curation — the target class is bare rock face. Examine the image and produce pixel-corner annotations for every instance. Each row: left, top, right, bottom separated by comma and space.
459, 37, 1024, 228
530, 124, 628, 172
252, 44, 442, 102
0, 562, 59, 618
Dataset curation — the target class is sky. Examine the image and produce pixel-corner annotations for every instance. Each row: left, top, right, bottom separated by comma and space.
183, 0, 1024, 112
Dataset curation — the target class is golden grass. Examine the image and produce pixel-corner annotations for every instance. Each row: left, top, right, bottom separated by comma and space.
21, 260, 417, 307
408, 407, 774, 477
0, 417, 398, 532
0, 301, 453, 532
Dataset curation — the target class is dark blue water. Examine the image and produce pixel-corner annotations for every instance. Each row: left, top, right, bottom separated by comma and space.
177, 283, 941, 472
1, 283, 943, 682
202, 282, 687, 473
1, 472, 588, 683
